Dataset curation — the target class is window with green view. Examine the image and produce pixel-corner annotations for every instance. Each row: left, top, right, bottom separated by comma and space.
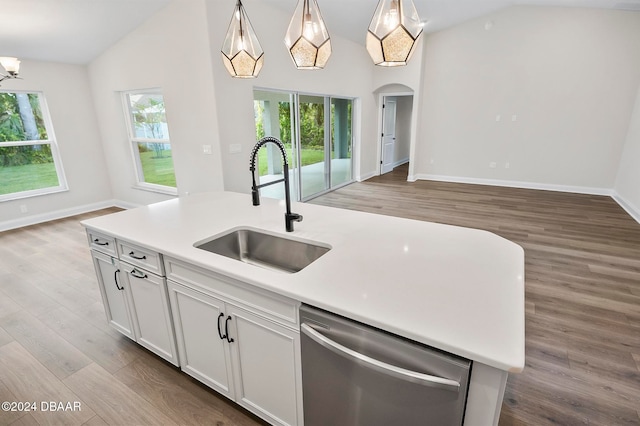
124, 91, 177, 192
0, 91, 67, 201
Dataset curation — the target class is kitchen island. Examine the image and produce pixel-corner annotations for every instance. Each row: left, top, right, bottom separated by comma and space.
82, 191, 525, 426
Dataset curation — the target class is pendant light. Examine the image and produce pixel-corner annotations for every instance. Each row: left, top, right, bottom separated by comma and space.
221, 0, 264, 78
0, 57, 21, 85
284, 0, 331, 70
366, 0, 423, 67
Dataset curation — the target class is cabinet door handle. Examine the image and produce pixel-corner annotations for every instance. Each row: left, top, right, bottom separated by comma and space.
130, 269, 148, 279
128, 251, 146, 260
217, 312, 226, 340
114, 269, 124, 291
225, 315, 234, 343
94, 239, 109, 246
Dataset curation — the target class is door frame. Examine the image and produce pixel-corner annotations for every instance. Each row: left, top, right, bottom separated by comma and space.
380, 96, 397, 175
376, 91, 415, 177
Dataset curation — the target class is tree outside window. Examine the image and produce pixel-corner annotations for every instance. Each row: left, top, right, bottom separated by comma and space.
124, 91, 177, 191
0, 91, 67, 200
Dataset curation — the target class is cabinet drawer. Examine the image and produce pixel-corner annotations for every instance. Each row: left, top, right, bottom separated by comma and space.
87, 230, 116, 256
117, 240, 164, 276
164, 256, 299, 329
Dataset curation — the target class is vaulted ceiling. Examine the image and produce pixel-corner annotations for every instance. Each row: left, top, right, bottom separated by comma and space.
0, 0, 638, 65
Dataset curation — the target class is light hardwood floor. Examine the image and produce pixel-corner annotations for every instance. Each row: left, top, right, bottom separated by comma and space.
1, 164, 639, 425
311, 164, 640, 426
0, 208, 267, 426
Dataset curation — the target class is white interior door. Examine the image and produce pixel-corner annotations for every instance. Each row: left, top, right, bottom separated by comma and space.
381, 98, 397, 174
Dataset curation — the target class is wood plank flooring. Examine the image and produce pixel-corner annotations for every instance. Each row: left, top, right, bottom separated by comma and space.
310, 164, 640, 426
0, 209, 266, 426
1, 165, 639, 425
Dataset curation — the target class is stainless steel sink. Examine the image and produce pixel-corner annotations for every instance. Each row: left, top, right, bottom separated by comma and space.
195, 228, 330, 273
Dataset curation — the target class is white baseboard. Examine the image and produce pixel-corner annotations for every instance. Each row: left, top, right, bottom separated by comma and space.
413, 174, 640, 224
393, 158, 410, 168
413, 174, 612, 196
113, 200, 142, 210
357, 171, 377, 182
612, 192, 640, 224
0, 199, 136, 232
359, 160, 409, 182
4, 184, 636, 232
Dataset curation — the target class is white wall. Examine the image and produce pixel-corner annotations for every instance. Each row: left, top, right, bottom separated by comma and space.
395, 96, 413, 166
204, 0, 378, 193
372, 42, 424, 179
88, 0, 225, 206
0, 60, 111, 230
614, 85, 640, 221
414, 6, 640, 192
6, 3, 640, 230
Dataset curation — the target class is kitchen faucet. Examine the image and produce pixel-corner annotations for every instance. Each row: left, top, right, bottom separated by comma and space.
249, 136, 303, 232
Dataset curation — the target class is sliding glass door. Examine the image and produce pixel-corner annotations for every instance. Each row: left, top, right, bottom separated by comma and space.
253, 90, 296, 200
253, 89, 353, 202
298, 95, 327, 200
330, 98, 352, 189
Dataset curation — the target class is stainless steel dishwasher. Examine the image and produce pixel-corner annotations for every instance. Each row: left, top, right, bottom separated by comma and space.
300, 305, 472, 426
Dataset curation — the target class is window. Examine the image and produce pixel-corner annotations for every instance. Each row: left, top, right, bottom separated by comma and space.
0, 91, 67, 201
123, 90, 177, 193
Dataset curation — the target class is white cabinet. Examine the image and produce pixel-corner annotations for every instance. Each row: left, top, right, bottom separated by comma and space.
87, 230, 178, 366
227, 304, 301, 426
88, 230, 117, 257
119, 261, 178, 366
91, 250, 135, 340
165, 257, 303, 426
87, 228, 303, 426
117, 240, 164, 276
167, 281, 234, 398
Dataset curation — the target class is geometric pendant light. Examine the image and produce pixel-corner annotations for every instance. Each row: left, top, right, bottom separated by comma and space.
221, 0, 264, 78
366, 0, 423, 67
284, 0, 332, 70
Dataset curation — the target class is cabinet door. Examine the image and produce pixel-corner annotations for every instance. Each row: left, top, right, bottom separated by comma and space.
167, 280, 235, 399
91, 251, 135, 340
227, 305, 302, 426
120, 262, 178, 366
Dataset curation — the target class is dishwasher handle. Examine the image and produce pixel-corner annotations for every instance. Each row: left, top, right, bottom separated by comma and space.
301, 323, 461, 392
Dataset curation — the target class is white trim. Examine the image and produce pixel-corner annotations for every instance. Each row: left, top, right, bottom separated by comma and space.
0, 186, 68, 203
112, 199, 142, 210
0, 199, 140, 232
411, 174, 640, 224
132, 183, 178, 196
0, 91, 69, 202
375, 92, 415, 177
121, 89, 177, 191
357, 171, 376, 182
392, 158, 409, 169
612, 192, 640, 224
413, 173, 612, 196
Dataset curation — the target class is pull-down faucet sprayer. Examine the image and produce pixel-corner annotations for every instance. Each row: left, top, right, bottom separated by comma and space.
249, 136, 303, 232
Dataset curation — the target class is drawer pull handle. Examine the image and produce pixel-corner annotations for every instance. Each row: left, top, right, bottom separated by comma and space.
129, 251, 147, 260
94, 239, 109, 246
114, 269, 124, 290
130, 269, 148, 279
217, 313, 226, 340
225, 316, 234, 343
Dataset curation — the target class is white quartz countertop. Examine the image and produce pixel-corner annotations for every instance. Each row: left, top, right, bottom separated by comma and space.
82, 191, 525, 372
